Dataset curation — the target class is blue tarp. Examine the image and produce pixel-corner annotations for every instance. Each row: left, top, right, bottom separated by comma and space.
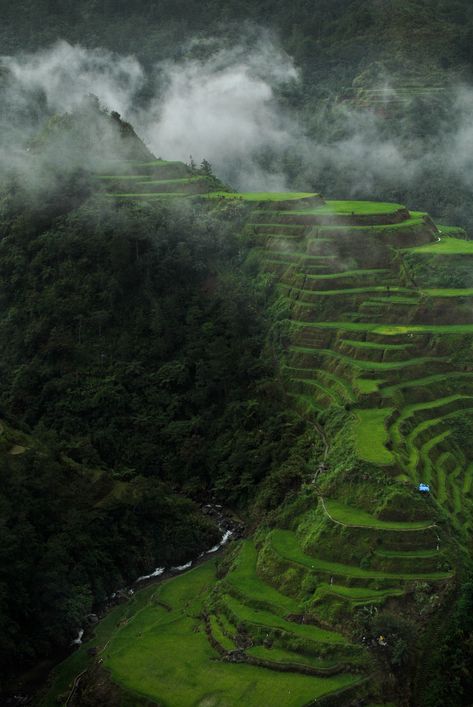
418, 483, 430, 493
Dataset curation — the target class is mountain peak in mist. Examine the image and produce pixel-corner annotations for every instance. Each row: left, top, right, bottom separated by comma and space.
28, 94, 154, 167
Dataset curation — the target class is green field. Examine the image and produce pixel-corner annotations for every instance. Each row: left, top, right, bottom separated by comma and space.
271, 530, 450, 581
323, 499, 433, 530
406, 236, 473, 254
293, 320, 473, 335
354, 409, 395, 465
225, 540, 298, 613
100, 563, 361, 706
289, 200, 405, 215
207, 191, 321, 201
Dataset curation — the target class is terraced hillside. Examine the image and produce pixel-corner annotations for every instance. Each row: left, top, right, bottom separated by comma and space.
44, 192, 471, 706
96, 158, 223, 199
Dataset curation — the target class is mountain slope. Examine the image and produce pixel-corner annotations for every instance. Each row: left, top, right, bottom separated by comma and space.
42, 191, 473, 707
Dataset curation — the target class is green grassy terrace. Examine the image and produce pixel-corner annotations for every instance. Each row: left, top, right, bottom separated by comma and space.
288, 200, 405, 215
270, 530, 450, 581
206, 191, 321, 201
322, 499, 434, 530
406, 236, 473, 254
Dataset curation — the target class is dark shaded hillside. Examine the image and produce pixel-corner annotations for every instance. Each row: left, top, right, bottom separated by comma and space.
0, 164, 314, 690
0, 418, 218, 683
2, 0, 473, 82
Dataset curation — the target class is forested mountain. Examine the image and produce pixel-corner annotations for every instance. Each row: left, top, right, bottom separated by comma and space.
1, 3, 473, 706
0, 106, 314, 696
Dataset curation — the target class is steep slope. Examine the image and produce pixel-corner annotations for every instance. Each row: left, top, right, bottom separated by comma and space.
44, 191, 473, 706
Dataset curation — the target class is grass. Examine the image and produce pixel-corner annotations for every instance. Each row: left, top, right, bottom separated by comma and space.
305, 269, 391, 280
222, 594, 347, 644
311, 217, 426, 231
390, 397, 471, 465
298, 286, 412, 297
47, 560, 363, 707
102, 563, 360, 706
381, 372, 473, 396
365, 295, 419, 305
271, 531, 450, 581
422, 288, 473, 297
341, 339, 413, 351
353, 409, 395, 465
225, 541, 299, 613
323, 499, 433, 530
391, 395, 471, 440
105, 192, 186, 199
406, 236, 473, 255
134, 177, 201, 184
40, 583, 158, 706
207, 191, 321, 201
289, 377, 344, 406
96, 174, 157, 180
210, 615, 235, 651
375, 549, 439, 559
314, 582, 404, 602
317, 349, 442, 372
246, 646, 341, 670
354, 378, 385, 394
292, 321, 473, 335
316, 369, 356, 401
290, 200, 405, 215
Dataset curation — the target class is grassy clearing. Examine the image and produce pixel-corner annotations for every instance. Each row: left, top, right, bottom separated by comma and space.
390, 396, 471, 451
375, 549, 438, 559
318, 349, 442, 372
210, 615, 235, 651
271, 531, 449, 581
100, 562, 361, 706
315, 582, 404, 603
435, 225, 467, 237
354, 378, 385, 394
464, 463, 473, 494
366, 295, 419, 305
105, 192, 185, 199
306, 269, 391, 280
303, 286, 412, 296
96, 174, 155, 180
406, 237, 473, 255
289, 377, 344, 406
225, 541, 299, 613
246, 646, 341, 670
290, 200, 405, 216
381, 372, 473, 396
313, 217, 426, 231
323, 499, 432, 530
223, 594, 347, 645
317, 369, 356, 401
40, 583, 158, 706
341, 339, 413, 351
422, 288, 473, 297
354, 409, 395, 465
134, 177, 200, 184
293, 321, 473, 335
207, 191, 320, 201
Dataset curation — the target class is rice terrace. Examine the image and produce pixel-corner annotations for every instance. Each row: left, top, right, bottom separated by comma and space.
3, 2, 473, 706
38, 164, 473, 705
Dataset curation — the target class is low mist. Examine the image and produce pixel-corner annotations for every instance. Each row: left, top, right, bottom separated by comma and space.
2, 36, 473, 216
